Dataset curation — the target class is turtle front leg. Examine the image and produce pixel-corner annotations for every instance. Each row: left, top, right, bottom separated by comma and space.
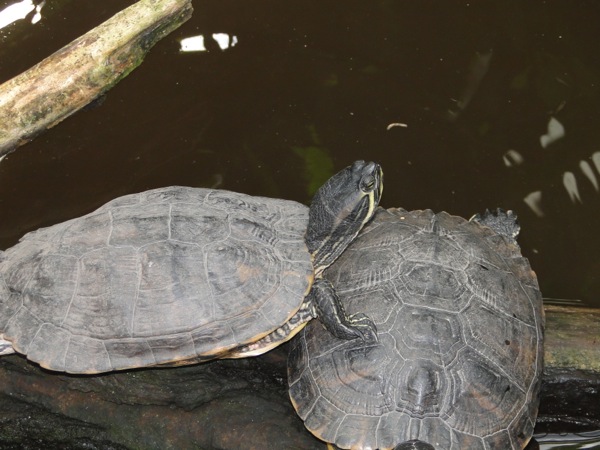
311, 278, 378, 343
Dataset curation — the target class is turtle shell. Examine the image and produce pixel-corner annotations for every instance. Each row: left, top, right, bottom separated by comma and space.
288, 207, 544, 450
0, 187, 312, 373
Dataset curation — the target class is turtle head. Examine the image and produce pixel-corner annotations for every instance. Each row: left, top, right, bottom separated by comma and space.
306, 160, 383, 273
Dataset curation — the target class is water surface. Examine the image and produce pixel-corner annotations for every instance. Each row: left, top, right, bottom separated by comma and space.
2, 1, 599, 308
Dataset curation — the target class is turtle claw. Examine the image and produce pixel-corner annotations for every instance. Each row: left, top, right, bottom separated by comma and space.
322, 315, 377, 343
311, 277, 378, 343
348, 313, 378, 343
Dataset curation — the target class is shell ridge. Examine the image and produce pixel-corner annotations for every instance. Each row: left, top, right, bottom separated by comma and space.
61, 333, 72, 371
129, 251, 143, 338
203, 248, 216, 320
464, 340, 525, 395
373, 414, 383, 449
102, 341, 115, 372
167, 203, 173, 241
59, 255, 82, 327
143, 338, 158, 366
107, 210, 115, 246
462, 305, 528, 390
303, 336, 325, 420
22, 308, 45, 354
326, 395, 347, 445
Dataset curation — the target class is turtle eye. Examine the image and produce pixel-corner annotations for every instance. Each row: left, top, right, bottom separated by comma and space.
361, 176, 376, 192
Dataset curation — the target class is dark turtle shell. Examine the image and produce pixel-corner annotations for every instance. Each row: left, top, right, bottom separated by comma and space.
288, 207, 544, 450
0, 187, 312, 373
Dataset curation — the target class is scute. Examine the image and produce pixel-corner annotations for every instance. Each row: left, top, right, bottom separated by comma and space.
0, 187, 313, 373
288, 207, 544, 450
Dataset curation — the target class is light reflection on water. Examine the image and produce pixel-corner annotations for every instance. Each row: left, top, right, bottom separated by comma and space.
537, 430, 600, 449
0, 0, 43, 30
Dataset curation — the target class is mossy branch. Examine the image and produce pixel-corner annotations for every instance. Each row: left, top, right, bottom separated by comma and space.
0, 0, 193, 156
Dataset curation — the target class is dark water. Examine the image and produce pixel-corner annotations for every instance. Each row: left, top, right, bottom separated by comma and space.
1, 1, 599, 307
0, 2, 599, 448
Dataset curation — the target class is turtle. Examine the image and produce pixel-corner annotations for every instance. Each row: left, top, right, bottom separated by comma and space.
0, 160, 382, 374
288, 207, 544, 450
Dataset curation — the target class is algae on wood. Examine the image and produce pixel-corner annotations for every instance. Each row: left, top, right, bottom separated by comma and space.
537, 304, 600, 430
0, 0, 193, 156
544, 304, 600, 374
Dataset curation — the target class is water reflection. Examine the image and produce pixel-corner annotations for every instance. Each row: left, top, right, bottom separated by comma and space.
580, 159, 599, 192
180, 33, 238, 52
503, 149, 525, 167
0, 0, 44, 30
537, 430, 600, 449
540, 117, 565, 148
564, 152, 600, 203
524, 190, 544, 218
446, 48, 494, 122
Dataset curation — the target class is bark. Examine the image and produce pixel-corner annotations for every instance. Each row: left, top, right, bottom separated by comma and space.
0, 0, 193, 156
537, 305, 600, 431
0, 349, 324, 449
0, 306, 597, 448
543, 304, 600, 373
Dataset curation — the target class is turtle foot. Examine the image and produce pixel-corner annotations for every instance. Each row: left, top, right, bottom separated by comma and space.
347, 312, 378, 343
311, 278, 378, 343
471, 208, 520, 240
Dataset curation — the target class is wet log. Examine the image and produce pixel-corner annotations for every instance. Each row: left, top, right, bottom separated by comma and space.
0, 0, 193, 156
0, 350, 326, 449
544, 304, 600, 373
0, 305, 597, 448
536, 304, 600, 432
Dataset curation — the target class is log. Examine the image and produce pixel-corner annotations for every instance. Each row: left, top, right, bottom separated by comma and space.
0, 305, 597, 448
0, 0, 193, 156
544, 304, 600, 373
0, 351, 325, 449
537, 304, 600, 431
